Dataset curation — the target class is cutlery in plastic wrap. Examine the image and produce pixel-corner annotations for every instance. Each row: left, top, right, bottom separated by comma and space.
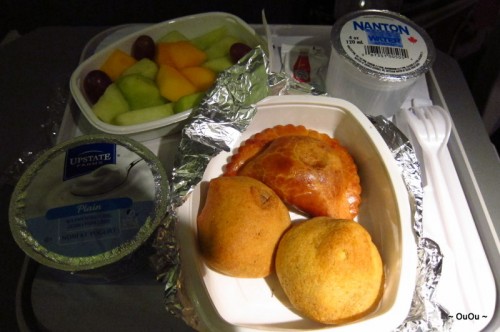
397, 102, 496, 331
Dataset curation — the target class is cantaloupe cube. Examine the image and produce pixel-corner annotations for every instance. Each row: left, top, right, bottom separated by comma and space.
100, 49, 137, 81
155, 43, 175, 67
155, 41, 207, 69
156, 65, 197, 102
180, 66, 216, 91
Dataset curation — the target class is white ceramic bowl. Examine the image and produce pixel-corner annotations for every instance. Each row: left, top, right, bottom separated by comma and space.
176, 95, 417, 331
70, 12, 266, 141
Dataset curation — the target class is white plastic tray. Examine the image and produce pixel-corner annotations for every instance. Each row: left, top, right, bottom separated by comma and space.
56, 23, 498, 332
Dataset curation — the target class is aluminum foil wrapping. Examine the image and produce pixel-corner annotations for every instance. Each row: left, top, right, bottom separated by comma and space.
171, 46, 269, 204
369, 116, 453, 332
152, 46, 452, 331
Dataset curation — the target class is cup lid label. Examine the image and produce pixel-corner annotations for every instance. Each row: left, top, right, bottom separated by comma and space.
64, 142, 117, 180
9, 134, 169, 271
338, 14, 429, 77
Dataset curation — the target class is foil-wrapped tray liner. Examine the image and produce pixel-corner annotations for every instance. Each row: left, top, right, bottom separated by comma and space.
150, 47, 454, 331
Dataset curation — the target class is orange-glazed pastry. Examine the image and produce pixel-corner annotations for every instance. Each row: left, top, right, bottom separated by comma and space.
224, 125, 361, 219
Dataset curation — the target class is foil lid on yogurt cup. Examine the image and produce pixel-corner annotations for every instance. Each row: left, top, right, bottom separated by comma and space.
331, 9, 435, 82
9, 134, 169, 272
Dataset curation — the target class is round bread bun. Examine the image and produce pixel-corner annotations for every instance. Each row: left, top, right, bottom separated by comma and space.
275, 217, 384, 324
197, 176, 291, 278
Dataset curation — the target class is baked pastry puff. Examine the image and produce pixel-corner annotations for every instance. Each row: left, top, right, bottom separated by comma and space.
224, 125, 361, 219
275, 217, 384, 324
197, 176, 291, 277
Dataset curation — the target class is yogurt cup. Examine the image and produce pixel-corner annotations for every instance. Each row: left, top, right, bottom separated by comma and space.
9, 134, 169, 278
326, 10, 435, 117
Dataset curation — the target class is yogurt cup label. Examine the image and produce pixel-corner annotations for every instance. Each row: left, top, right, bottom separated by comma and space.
64, 143, 117, 180
26, 198, 154, 257
338, 14, 429, 76
21, 143, 155, 258
9, 135, 169, 271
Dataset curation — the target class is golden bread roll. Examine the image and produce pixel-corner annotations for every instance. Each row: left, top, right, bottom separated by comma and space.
275, 217, 384, 325
197, 176, 291, 278
224, 125, 361, 219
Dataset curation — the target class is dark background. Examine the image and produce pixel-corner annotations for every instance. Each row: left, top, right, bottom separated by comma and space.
1, 1, 499, 331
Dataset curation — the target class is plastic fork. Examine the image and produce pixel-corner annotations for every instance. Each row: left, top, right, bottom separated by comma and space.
400, 104, 482, 313
405, 104, 452, 197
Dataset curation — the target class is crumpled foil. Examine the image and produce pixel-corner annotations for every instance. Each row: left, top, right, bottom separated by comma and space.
369, 116, 453, 331
148, 47, 452, 331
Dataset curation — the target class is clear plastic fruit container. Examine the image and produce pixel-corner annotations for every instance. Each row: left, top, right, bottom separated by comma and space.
70, 12, 266, 141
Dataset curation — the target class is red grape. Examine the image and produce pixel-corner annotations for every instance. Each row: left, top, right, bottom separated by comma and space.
83, 70, 112, 104
132, 35, 156, 60
229, 43, 253, 63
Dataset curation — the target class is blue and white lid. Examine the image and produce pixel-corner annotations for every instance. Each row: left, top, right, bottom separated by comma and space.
9, 134, 169, 272
331, 10, 435, 82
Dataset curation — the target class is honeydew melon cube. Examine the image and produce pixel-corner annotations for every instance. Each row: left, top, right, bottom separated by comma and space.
205, 36, 240, 60
158, 30, 188, 43
191, 26, 228, 50
116, 74, 166, 110
121, 58, 158, 80
203, 56, 234, 72
92, 83, 130, 123
113, 102, 175, 126
174, 92, 204, 114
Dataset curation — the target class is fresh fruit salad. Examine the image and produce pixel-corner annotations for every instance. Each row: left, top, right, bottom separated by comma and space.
84, 26, 254, 126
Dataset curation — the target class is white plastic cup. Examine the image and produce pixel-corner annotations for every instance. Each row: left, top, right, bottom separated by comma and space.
326, 10, 435, 117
